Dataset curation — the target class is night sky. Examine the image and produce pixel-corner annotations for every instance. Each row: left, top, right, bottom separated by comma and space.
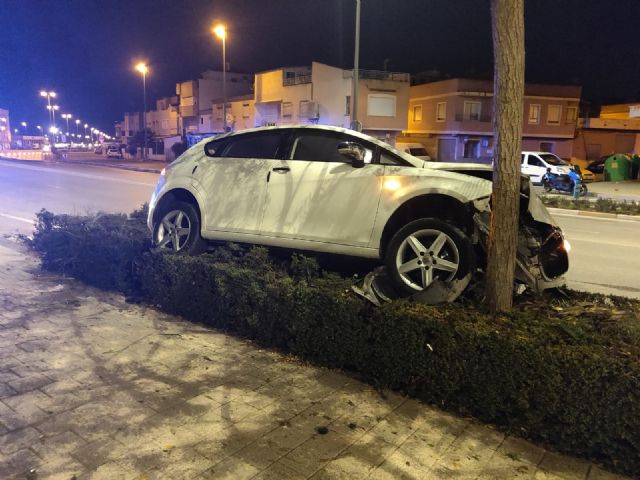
1, 0, 640, 135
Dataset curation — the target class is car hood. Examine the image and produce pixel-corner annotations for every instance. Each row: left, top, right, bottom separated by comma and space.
420, 162, 558, 227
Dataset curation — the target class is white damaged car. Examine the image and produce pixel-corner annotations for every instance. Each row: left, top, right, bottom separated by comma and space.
148, 125, 569, 301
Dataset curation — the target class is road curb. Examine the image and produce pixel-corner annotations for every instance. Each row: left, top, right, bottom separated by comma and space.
547, 207, 640, 220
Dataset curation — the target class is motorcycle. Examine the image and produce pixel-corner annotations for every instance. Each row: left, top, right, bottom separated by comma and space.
542, 168, 588, 196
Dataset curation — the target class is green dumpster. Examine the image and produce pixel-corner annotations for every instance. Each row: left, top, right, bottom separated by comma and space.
604, 154, 631, 182
631, 154, 640, 180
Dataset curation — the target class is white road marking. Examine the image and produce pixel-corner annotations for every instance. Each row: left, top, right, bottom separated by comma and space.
551, 212, 640, 224
0, 213, 35, 225
0, 159, 156, 187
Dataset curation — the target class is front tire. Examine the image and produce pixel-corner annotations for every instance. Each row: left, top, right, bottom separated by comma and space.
153, 201, 207, 254
385, 218, 475, 296
580, 184, 588, 196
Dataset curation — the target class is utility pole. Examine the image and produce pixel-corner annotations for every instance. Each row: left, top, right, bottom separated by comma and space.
351, 0, 362, 132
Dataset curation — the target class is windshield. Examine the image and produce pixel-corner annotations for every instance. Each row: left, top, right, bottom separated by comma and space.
409, 147, 428, 156
540, 153, 568, 166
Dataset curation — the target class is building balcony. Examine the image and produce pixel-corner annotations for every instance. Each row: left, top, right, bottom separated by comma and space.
283, 74, 312, 86
454, 114, 492, 123
343, 69, 410, 82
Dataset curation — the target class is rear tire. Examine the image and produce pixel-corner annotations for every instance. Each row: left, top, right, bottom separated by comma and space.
542, 180, 553, 192
153, 201, 207, 255
580, 184, 588, 196
385, 218, 475, 296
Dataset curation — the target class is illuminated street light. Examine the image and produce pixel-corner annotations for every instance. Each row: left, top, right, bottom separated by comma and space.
61, 113, 73, 137
212, 23, 227, 131
40, 90, 57, 127
135, 62, 148, 159
75, 118, 80, 135
20, 122, 27, 134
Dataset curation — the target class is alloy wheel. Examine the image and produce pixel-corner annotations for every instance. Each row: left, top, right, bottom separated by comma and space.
156, 209, 192, 252
395, 229, 460, 291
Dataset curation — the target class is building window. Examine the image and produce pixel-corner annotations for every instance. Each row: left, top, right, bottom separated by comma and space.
528, 104, 541, 124
412, 105, 422, 122
436, 102, 447, 122
242, 103, 250, 118
282, 102, 293, 117
345, 96, 351, 116
367, 94, 396, 117
200, 117, 204, 125
547, 105, 562, 125
463, 139, 480, 159
540, 142, 554, 152
566, 106, 577, 124
463, 101, 481, 121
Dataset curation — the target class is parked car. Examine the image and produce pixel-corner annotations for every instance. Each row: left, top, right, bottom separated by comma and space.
521, 151, 572, 184
106, 145, 123, 159
395, 142, 432, 161
586, 155, 609, 175
148, 125, 569, 300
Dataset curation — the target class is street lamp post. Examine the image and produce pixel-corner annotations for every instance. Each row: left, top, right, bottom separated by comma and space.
75, 119, 80, 135
213, 24, 227, 132
20, 122, 27, 134
61, 114, 72, 137
39, 91, 57, 128
351, 0, 361, 132
135, 63, 148, 160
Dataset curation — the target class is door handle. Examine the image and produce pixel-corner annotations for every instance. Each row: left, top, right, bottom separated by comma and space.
272, 167, 290, 173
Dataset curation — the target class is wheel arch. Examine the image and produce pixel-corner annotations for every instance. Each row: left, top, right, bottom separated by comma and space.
153, 188, 202, 227
379, 194, 475, 258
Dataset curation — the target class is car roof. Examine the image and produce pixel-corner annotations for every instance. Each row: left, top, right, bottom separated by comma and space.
193, 124, 423, 167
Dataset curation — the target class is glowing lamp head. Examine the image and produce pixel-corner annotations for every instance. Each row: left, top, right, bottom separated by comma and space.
21, 122, 27, 127
212, 24, 226, 40
135, 63, 148, 75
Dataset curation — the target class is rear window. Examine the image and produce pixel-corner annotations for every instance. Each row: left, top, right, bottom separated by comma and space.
540, 153, 568, 166
408, 147, 428, 156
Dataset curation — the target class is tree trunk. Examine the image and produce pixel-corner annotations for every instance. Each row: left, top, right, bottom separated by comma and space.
486, 0, 525, 312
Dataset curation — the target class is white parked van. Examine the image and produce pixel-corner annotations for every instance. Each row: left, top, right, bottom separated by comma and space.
395, 143, 432, 161
521, 151, 572, 184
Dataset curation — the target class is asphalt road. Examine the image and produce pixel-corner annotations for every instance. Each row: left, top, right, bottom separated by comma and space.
0, 159, 157, 233
1, 159, 638, 299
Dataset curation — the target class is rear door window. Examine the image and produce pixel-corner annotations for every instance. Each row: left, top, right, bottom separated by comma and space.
220, 131, 285, 159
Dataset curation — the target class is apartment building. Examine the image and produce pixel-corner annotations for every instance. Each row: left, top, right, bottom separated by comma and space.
234, 61, 409, 142
0, 108, 11, 150
211, 94, 255, 132
573, 103, 640, 160
402, 78, 581, 162
177, 70, 253, 134
147, 96, 180, 137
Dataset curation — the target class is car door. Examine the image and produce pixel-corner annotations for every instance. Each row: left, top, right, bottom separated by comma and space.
526, 154, 547, 183
259, 129, 385, 247
193, 130, 285, 234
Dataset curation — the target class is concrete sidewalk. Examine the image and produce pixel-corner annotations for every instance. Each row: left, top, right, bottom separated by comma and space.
0, 236, 628, 480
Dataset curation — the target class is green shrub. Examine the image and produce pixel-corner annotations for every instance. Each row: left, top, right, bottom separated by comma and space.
30, 209, 640, 476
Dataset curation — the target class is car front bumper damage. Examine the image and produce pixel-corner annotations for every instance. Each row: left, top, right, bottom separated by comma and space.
354, 184, 569, 306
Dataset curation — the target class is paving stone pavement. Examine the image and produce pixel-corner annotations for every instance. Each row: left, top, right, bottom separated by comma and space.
0, 237, 630, 480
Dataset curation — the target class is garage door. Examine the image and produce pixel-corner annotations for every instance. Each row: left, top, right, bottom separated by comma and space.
437, 138, 457, 162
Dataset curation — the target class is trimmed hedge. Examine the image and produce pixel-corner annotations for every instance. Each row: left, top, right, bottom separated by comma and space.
31, 209, 640, 476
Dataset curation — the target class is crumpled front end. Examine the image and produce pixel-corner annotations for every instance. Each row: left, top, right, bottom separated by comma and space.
354, 176, 569, 306
474, 177, 569, 293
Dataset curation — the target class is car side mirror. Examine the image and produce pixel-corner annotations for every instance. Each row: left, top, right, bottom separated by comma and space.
337, 142, 365, 168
